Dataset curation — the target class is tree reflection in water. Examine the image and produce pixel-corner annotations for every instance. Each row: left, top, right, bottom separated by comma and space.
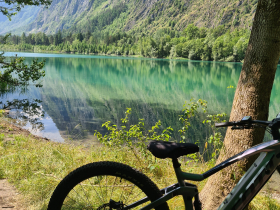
0, 98, 45, 131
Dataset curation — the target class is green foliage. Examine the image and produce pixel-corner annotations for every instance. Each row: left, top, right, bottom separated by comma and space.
1, 24, 251, 62
178, 99, 207, 141
0, 53, 46, 89
212, 32, 240, 61
81, 3, 128, 33
0, 0, 47, 92
0, 0, 51, 20
203, 113, 227, 165
95, 99, 227, 166
0, 0, 259, 37
184, 24, 200, 40
0, 110, 4, 117
94, 108, 173, 159
234, 36, 250, 61
176, 100, 226, 165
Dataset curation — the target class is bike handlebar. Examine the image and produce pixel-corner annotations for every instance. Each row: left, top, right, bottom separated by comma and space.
214, 115, 280, 139
215, 120, 271, 128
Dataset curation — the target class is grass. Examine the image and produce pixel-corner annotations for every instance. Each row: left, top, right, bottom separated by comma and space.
249, 195, 280, 210
0, 118, 279, 209
0, 130, 193, 209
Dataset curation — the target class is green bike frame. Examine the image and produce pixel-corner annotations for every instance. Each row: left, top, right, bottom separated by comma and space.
124, 139, 280, 210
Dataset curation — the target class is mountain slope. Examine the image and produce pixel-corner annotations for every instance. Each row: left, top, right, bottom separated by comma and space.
0, 6, 40, 34
2, 0, 258, 35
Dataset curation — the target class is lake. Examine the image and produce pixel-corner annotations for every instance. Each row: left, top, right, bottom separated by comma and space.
1, 52, 280, 146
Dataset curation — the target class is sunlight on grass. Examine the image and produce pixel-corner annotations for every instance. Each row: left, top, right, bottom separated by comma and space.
0, 130, 207, 209
0, 115, 279, 209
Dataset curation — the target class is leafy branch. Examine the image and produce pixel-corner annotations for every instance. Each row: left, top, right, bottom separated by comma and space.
94, 108, 173, 161
0, 0, 51, 20
0, 35, 45, 90
178, 98, 207, 141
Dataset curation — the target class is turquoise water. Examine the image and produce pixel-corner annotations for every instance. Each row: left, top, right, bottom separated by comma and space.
1, 52, 280, 144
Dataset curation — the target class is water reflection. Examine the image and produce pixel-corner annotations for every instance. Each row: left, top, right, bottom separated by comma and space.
2, 98, 45, 131
40, 56, 241, 113
37, 56, 239, 144
1, 53, 279, 145
0, 88, 64, 142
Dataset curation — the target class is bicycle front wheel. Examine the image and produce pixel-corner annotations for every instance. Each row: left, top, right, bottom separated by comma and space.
48, 161, 169, 210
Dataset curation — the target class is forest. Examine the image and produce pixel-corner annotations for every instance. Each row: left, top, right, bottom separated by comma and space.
2, 24, 251, 62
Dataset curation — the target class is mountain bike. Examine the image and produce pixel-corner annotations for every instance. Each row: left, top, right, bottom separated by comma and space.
47, 114, 280, 210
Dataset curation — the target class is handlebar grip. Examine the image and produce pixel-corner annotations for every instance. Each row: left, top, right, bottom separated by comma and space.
215, 122, 235, 127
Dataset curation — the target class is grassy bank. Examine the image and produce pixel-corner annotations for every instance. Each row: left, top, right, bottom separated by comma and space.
0, 117, 279, 209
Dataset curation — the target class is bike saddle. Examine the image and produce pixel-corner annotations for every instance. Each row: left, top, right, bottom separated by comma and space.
147, 140, 199, 159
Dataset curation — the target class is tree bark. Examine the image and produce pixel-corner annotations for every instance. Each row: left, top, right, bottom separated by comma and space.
200, 1, 280, 209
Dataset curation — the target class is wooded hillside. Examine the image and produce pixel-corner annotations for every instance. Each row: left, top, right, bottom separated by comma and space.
2, 0, 258, 35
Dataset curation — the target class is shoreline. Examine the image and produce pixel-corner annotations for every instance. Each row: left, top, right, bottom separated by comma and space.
0, 115, 51, 142
1, 48, 244, 64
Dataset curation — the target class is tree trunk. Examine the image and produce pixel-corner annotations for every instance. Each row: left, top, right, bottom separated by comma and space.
200, 1, 280, 209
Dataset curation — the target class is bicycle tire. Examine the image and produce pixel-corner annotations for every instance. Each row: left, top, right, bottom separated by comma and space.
47, 161, 170, 210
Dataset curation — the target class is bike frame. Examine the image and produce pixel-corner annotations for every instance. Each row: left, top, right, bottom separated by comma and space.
124, 139, 280, 210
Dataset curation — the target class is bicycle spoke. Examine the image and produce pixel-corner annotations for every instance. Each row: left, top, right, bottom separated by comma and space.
124, 182, 137, 205
88, 177, 104, 204
71, 187, 89, 205
119, 177, 125, 203
63, 195, 78, 209
97, 176, 105, 203
119, 177, 133, 205
78, 181, 92, 207
105, 175, 108, 202
110, 176, 118, 200
64, 193, 89, 209
63, 199, 89, 210
126, 189, 146, 205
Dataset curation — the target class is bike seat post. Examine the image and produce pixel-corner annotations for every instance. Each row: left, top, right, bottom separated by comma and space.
172, 158, 195, 209
172, 158, 185, 187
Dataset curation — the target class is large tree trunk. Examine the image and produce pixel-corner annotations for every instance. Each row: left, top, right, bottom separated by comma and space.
200, 1, 280, 209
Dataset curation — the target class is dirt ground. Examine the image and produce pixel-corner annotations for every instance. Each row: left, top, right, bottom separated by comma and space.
0, 179, 24, 209
0, 118, 50, 209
